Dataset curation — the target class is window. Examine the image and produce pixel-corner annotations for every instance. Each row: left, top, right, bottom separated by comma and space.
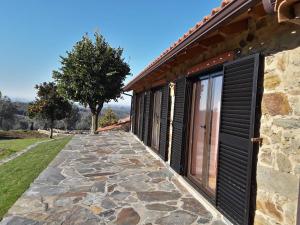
151, 89, 162, 151
135, 93, 144, 138
187, 72, 223, 197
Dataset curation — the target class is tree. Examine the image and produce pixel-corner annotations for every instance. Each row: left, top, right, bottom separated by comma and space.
0, 93, 17, 131
76, 113, 91, 130
63, 105, 81, 130
99, 108, 119, 128
28, 82, 72, 138
53, 32, 130, 133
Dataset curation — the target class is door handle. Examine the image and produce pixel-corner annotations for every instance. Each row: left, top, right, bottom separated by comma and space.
200, 125, 206, 129
251, 137, 263, 146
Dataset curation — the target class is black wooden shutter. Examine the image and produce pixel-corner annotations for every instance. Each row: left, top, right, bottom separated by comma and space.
159, 84, 170, 161
143, 91, 151, 145
170, 77, 191, 174
216, 54, 262, 225
131, 93, 137, 134
138, 93, 145, 140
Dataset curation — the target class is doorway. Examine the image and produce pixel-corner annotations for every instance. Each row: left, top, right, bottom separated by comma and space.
135, 94, 144, 137
151, 89, 162, 151
187, 72, 223, 197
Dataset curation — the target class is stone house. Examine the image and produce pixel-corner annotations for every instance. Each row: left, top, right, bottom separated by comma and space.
124, 0, 300, 224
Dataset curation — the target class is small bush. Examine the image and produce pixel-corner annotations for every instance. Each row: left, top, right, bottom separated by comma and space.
99, 108, 118, 128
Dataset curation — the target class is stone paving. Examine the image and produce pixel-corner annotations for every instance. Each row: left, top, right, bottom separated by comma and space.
0, 131, 225, 225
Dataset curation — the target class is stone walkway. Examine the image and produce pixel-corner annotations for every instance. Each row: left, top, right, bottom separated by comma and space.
0, 131, 225, 225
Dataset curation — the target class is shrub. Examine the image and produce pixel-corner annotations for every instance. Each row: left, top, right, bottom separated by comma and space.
99, 108, 118, 128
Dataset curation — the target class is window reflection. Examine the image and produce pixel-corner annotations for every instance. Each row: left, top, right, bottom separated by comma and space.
188, 74, 223, 197
190, 80, 209, 181
208, 76, 223, 192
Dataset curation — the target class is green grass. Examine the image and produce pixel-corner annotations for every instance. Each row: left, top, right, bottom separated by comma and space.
0, 136, 72, 219
0, 138, 47, 160
0, 130, 48, 139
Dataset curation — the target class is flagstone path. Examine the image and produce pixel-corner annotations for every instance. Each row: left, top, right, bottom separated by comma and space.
0, 131, 225, 225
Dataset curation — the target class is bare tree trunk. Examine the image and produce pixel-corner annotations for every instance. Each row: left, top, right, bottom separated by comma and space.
90, 103, 103, 134
30, 122, 34, 130
64, 119, 68, 131
91, 113, 99, 134
50, 119, 54, 139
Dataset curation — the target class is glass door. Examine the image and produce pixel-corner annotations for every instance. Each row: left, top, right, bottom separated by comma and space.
151, 90, 162, 151
187, 73, 223, 197
135, 94, 144, 136
188, 79, 209, 185
135, 94, 141, 135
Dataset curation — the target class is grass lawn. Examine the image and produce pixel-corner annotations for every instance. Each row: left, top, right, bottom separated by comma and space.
0, 136, 72, 220
0, 138, 47, 160
0, 130, 48, 140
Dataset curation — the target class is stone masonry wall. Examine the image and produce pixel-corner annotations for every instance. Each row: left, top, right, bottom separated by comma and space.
254, 47, 300, 225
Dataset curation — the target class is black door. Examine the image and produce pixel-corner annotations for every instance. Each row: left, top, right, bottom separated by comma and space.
159, 84, 170, 161
138, 93, 145, 140
216, 54, 263, 225
131, 93, 137, 134
143, 91, 151, 145
170, 77, 191, 174
135, 93, 143, 138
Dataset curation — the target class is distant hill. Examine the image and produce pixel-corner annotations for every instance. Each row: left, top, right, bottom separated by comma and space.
7, 101, 131, 131
13, 101, 130, 118
72, 104, 130, 119
102, 105, 131, 119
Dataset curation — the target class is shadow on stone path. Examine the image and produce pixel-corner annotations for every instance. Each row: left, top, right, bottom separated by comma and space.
0, 131, 226, 225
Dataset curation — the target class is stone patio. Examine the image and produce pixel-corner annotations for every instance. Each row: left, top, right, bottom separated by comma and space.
0, 131, 225, 225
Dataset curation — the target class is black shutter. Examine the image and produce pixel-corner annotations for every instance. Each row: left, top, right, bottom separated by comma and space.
159, 84, 170, 161
216, 54, 262, 225
131, 93, 137, 134
138, 93, 145, 139
143, 91, 151, 145
170, 77, 191, 174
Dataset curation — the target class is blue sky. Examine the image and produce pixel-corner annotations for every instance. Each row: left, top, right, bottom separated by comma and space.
0, 0, 221, 105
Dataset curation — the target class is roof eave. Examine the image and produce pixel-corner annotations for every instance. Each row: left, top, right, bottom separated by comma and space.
123, 0, 260, 92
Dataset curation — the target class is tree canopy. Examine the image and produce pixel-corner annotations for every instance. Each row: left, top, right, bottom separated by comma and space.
63, 105, 81, 130
28, 82, 72, 138
53, 32, 130, 133
0, 92, 17, 131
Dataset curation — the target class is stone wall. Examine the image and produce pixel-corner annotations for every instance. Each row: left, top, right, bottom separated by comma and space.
254, 47, 300, 225
159, 15, 300, 82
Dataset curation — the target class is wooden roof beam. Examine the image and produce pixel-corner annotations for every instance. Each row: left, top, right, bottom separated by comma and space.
150, 78, 167, 89
248, 2, 267, 17
189, 42, 211, 51
218, 18, 249, 36
199, 34, 225, 46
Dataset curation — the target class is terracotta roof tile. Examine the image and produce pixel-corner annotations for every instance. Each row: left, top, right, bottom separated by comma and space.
211, 7, 222, 15
221, 0, 233, 7
126, 0, 235, 89
97, 117, 131, 132
203, 15, 212, 22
